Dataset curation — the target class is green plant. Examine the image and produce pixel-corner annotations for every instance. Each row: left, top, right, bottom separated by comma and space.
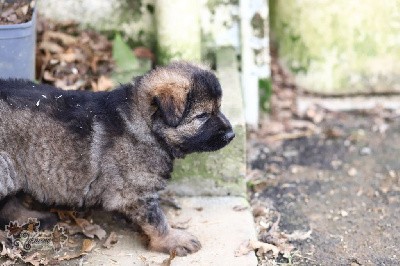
259, 78, 272, 112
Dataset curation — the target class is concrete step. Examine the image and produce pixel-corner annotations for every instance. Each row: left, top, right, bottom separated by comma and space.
84, 197, 257, 266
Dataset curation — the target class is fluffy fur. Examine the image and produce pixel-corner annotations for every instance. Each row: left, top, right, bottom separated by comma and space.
0, 62, 234, 256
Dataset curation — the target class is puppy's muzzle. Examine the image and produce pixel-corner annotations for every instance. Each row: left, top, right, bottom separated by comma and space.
223, 130, 235, 143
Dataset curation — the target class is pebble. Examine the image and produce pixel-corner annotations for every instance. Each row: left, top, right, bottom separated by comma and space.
360, 147, 372, 156
348, 167, 358, 176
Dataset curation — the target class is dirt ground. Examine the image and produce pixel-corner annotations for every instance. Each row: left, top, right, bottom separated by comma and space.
248, 110, 400, 265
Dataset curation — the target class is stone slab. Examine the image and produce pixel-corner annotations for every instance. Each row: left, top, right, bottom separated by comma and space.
297, 95, 400, 115
82, 197, 257, 266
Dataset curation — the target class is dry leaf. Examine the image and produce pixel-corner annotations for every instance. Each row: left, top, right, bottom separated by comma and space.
171, 218, 191, 230
235, 240, 280, 257
43, 71, 56, 82
325, 127, 345, 139
44, 31, 77, 46
282, 230, 312, 241
160, 250, 176, 266
134, 46, 155, 61
253, 240, 280, 257
39, 41, 64, 54
233, 205, 249, 212
75, 218, 106, 240
56, 253, 84, 262
59, 49, 84, 63
1, 243, 22, 259
81, 239, 96, 253
0, 230, 7, 243
23, 252, 49, 266
36, 16, 114, 91
50, 209, 77, 221
94, 76, 114, 92
234, 240, 253, 257
55, 239, 95, 262
55, 79, 86, 91
252, 206, 269, 217
102, 232, 118, 249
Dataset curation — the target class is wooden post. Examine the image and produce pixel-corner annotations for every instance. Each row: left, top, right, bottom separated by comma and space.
240, 0, 270, 127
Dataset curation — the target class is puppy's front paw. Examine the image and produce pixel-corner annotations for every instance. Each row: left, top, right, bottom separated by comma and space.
149, 228, 201, 256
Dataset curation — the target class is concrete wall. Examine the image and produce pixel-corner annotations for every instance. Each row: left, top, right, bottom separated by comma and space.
270, 0, 400, 95
38, 0, 156, 47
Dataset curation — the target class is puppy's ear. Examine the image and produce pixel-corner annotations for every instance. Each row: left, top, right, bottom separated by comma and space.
153, 83, 189, 127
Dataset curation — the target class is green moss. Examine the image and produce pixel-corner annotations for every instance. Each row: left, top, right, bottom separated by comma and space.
171, 125, 246, 195
259, 78, 272, 112
251, 13, 265, 38
270, 0, 400, 94
156, 46, 183, 66
146, 4, 155, 14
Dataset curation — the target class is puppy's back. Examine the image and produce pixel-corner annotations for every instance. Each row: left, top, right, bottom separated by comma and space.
0, 79, 133, 137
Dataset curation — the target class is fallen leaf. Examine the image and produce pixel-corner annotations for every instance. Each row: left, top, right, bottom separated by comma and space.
55, 79, 86, 91
44, 31, 77, 46
75, 218, 106, 240
81, 239, 96, 253
39, 41, 64, 54
282, 230, 312, 241
54, 239, 96, 262
252, 206, 269, 217
59, 49, 84, 63
55, 253, 84, 262
102, 232, 118, 249
94, 75, 114, 92
20, 5, 29, 15
233, 205, 249, 212
134, 46, 155, 61
0, 231, 7, 243
325, 127, 345, 139
0, 243, 24, 264
171, 218, 191, 230
23, 252, 49, 266
160, 250, 176, 266
235, 239, 280, 257
113, 33, 137, 72
251, 240, 280, 257
234, 240, 253, 257
43, 71, 56, 82
160, 196, 182, 210
305, 105, 325, 124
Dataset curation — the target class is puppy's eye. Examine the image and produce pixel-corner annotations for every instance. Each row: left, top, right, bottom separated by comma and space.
195, 113, 210, 120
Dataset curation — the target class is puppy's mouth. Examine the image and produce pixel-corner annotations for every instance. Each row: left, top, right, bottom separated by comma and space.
221, 130, 235, 143
189, 129, 235, 152
206, 130, 235, 150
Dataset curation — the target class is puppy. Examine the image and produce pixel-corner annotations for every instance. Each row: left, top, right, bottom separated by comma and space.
0, 62, 235, 256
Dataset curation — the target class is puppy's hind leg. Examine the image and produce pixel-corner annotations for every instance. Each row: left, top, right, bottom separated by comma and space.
123, 195, 201, 256
0, 152, 20, 199
0, 196, 58, 230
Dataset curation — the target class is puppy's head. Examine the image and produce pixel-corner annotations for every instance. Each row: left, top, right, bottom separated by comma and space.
145, 62, 235, 158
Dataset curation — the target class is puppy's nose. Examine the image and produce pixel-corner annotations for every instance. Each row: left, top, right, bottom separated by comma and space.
224, 131, 235, 142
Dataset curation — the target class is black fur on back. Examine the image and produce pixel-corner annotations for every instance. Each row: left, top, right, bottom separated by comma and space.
0, 79, 133, 137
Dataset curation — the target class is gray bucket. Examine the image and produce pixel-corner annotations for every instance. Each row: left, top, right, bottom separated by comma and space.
0, 5, 36, 80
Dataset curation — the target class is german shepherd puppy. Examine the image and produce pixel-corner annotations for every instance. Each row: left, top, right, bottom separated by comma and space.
0, 62, 235, 256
